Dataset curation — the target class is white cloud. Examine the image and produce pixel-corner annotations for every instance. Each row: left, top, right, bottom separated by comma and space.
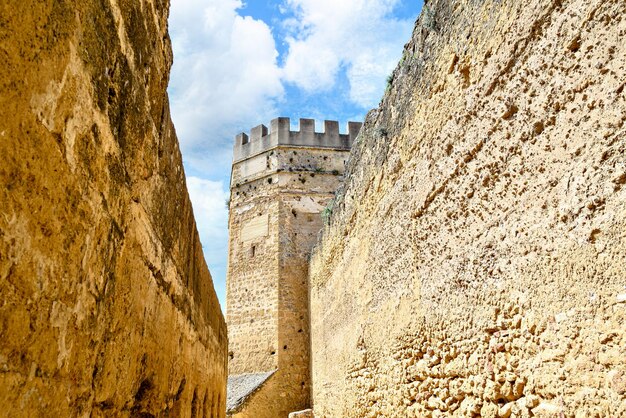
168, 0, 414, 169
169, 0, 284, 174
186, 176, 229, 307
167, 0, 417, 310
281, 0, 414, 107
186, 177, 229, 243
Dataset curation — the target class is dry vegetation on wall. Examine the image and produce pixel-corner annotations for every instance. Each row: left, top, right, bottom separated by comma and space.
0, 0, 226, 416
310, 0, 626, 416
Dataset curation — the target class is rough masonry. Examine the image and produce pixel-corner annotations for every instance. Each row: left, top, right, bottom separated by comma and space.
226, 118, 361, 417
0, 0, 227, 416
310, 0, 626, 416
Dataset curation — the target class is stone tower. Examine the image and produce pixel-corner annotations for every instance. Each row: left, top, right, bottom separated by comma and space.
226, 117, 361, 417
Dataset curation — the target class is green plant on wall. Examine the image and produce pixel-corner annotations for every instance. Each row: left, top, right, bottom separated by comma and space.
422, 4, 438, 32
385, 74, 394, 93
321, 199, 335, 225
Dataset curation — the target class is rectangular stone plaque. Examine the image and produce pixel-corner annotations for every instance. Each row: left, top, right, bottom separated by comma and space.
241, 214, 269, 242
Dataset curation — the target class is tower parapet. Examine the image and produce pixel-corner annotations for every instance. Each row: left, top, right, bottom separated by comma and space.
233, 117, 362, 162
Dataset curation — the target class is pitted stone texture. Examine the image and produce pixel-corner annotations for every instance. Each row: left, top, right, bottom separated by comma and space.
0, 0, 227, 416
310, 0, 626, 417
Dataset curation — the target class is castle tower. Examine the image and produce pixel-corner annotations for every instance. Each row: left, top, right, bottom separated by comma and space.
226, 118, 361, 417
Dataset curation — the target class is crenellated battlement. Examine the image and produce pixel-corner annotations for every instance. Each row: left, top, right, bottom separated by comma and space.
233, 117, 362, 162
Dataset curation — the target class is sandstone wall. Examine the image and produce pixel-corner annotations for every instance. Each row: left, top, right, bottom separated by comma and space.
0, 0, 227, 416
228, 143, 351, 417
310, 0, 626, 416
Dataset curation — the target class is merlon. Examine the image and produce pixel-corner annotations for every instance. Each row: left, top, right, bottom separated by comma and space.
234, 117, 362, 162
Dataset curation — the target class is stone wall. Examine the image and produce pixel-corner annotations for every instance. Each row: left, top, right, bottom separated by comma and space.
0, 0, 227, 416
310, 0, 626, 416
227, 127, 355, 417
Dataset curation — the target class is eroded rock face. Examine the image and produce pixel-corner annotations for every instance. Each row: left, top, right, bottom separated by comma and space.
0, 0, 227, 416
310, 0, 626, 416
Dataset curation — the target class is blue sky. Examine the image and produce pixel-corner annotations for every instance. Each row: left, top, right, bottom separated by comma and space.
167, 0, 423, 311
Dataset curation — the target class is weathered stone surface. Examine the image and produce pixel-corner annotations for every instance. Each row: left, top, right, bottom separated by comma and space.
310, 0, 626, 416
0, 0, 227, 416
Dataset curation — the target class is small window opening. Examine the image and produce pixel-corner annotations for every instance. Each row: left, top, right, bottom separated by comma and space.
250, 246, 256, 257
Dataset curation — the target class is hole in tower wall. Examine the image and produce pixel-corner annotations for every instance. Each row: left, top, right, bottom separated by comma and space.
283, 345, 288, 350
292, 209, 297, 217
250, 246, 256, 257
